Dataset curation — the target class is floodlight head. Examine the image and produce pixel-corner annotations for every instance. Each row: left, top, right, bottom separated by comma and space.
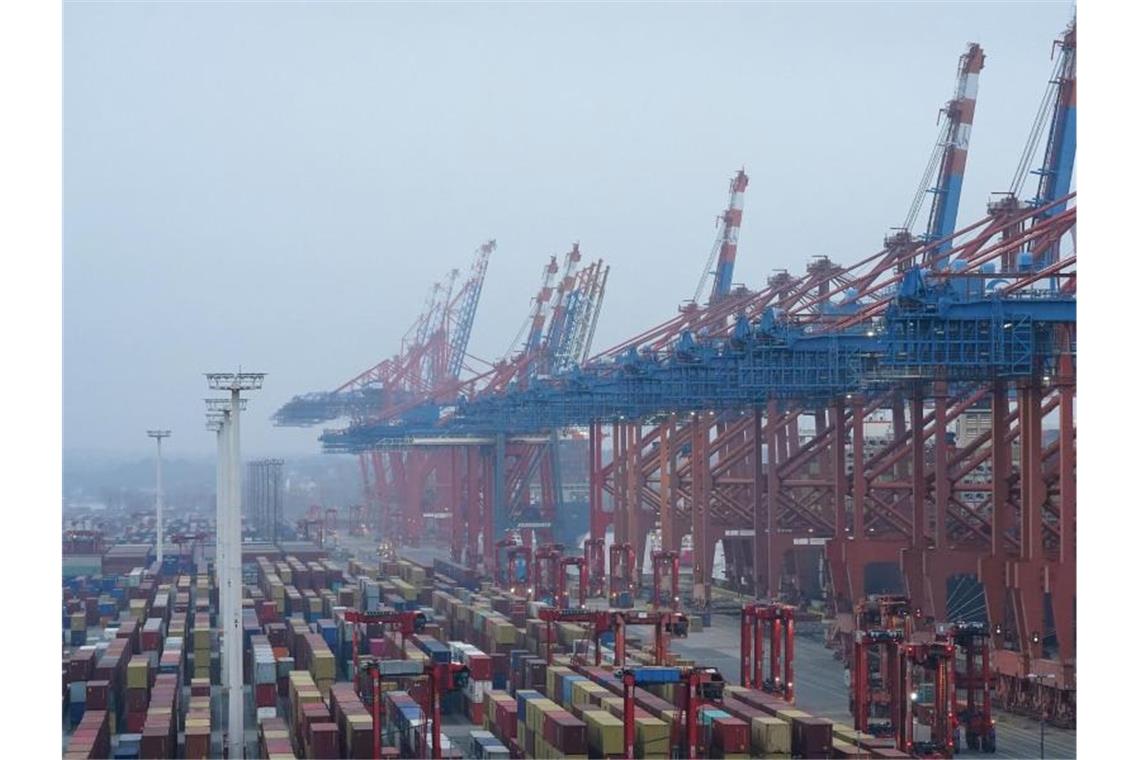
206, 372, 266, 391
205, 398, 247, 411
147, 430, 172, 440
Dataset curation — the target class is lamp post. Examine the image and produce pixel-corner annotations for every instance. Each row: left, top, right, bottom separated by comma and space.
146, 430, 171, 566
1027, 672, 1055, 759
205, 373, 263, 760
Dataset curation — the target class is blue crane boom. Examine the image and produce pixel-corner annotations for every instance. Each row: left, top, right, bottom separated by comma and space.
925, 44, 985, 261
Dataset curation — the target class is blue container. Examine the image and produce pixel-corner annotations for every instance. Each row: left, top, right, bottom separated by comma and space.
516, 689, 542, 719
632, 667, 681, 685
701, 611, 713, 627
70, 629, 87, 646
598, 631, 615, 648
68, 700, 86, 727
698, 707, 730, 726
616, 592, 633, 608
414, 636, 451, 664
114, 734, 141, 759
319, 620, 337, 653
492, 673, 507, 690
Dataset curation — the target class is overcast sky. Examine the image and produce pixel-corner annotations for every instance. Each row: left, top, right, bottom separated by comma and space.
64, 1, 1074, 459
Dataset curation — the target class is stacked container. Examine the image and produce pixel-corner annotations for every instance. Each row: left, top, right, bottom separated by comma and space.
191, 612, 211, 683
385, 690, 427, 757
184, 694, 211, 759
64, 709, 111, 759
328, 682, 374, 758
258, 716, 297, 759
123, 654, 150, 732
250, 633, 278, 715
139, 672, 178, 757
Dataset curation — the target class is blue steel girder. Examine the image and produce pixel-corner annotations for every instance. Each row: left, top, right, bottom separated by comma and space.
321, 264, 1075, 453
881, 268, 1075, 381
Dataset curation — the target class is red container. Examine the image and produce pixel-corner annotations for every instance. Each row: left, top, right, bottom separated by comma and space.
125, 711, 147, 733
543, 710, 587, 755
184, 727, 211, 759
69, 649, 97, 682
711, 715, 749, 754
494, 700, 517, 741
124, 686, 149, 713
140, 724, 172, 758
308, 722, 339, 759
255, 682, 276, 708
791, 715, 833, 758
85, 681, 110, 710
466, 653, 492, 681
258, 600, 278, 624
301, 700, 332, 739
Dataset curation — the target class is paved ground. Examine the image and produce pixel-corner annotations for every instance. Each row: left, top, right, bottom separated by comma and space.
669, 612, 1076, 759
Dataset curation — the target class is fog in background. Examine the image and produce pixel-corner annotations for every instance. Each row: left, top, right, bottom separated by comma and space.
64, 1, 1074, 463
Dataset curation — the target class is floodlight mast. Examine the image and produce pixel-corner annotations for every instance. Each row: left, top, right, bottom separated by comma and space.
206, 409, 230, 689
205, 372, 264, 759
146, 430, 171, 565
204, 396, 248, 695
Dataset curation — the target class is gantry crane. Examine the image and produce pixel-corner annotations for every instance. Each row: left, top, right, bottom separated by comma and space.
893, 640, 958, 758
532, 543, 564, 603
847, 595, 915, 729
617, 666, 725, 760
650, 550, 681, 611
537, 607, 689, 667
584, 537, 607, 597
608, 542, 636, 608
357, 656, 470, 760
342, 608, 427, 691
296, 517, 325, 548
852, 628, 904, 738
936, 621, 995, 753
502, 545, 534, 597
169, 531, 211, 574
740, 602, 796, 702
555, 555, 588, 609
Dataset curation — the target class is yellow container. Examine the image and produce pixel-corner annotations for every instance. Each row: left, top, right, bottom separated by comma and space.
584, 708, 623, 756
832, 723, 859, 744
752, 715, 792, 755
600, 695, 625, 719
635, 716, 669, 756
127, 658, 149, 689
776, 708, 810, 724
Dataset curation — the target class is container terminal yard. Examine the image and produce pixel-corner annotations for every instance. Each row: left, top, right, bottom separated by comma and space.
62, 17, 1076, 760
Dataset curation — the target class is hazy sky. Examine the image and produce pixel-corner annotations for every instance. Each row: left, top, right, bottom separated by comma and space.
64, 1, 1074, 458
